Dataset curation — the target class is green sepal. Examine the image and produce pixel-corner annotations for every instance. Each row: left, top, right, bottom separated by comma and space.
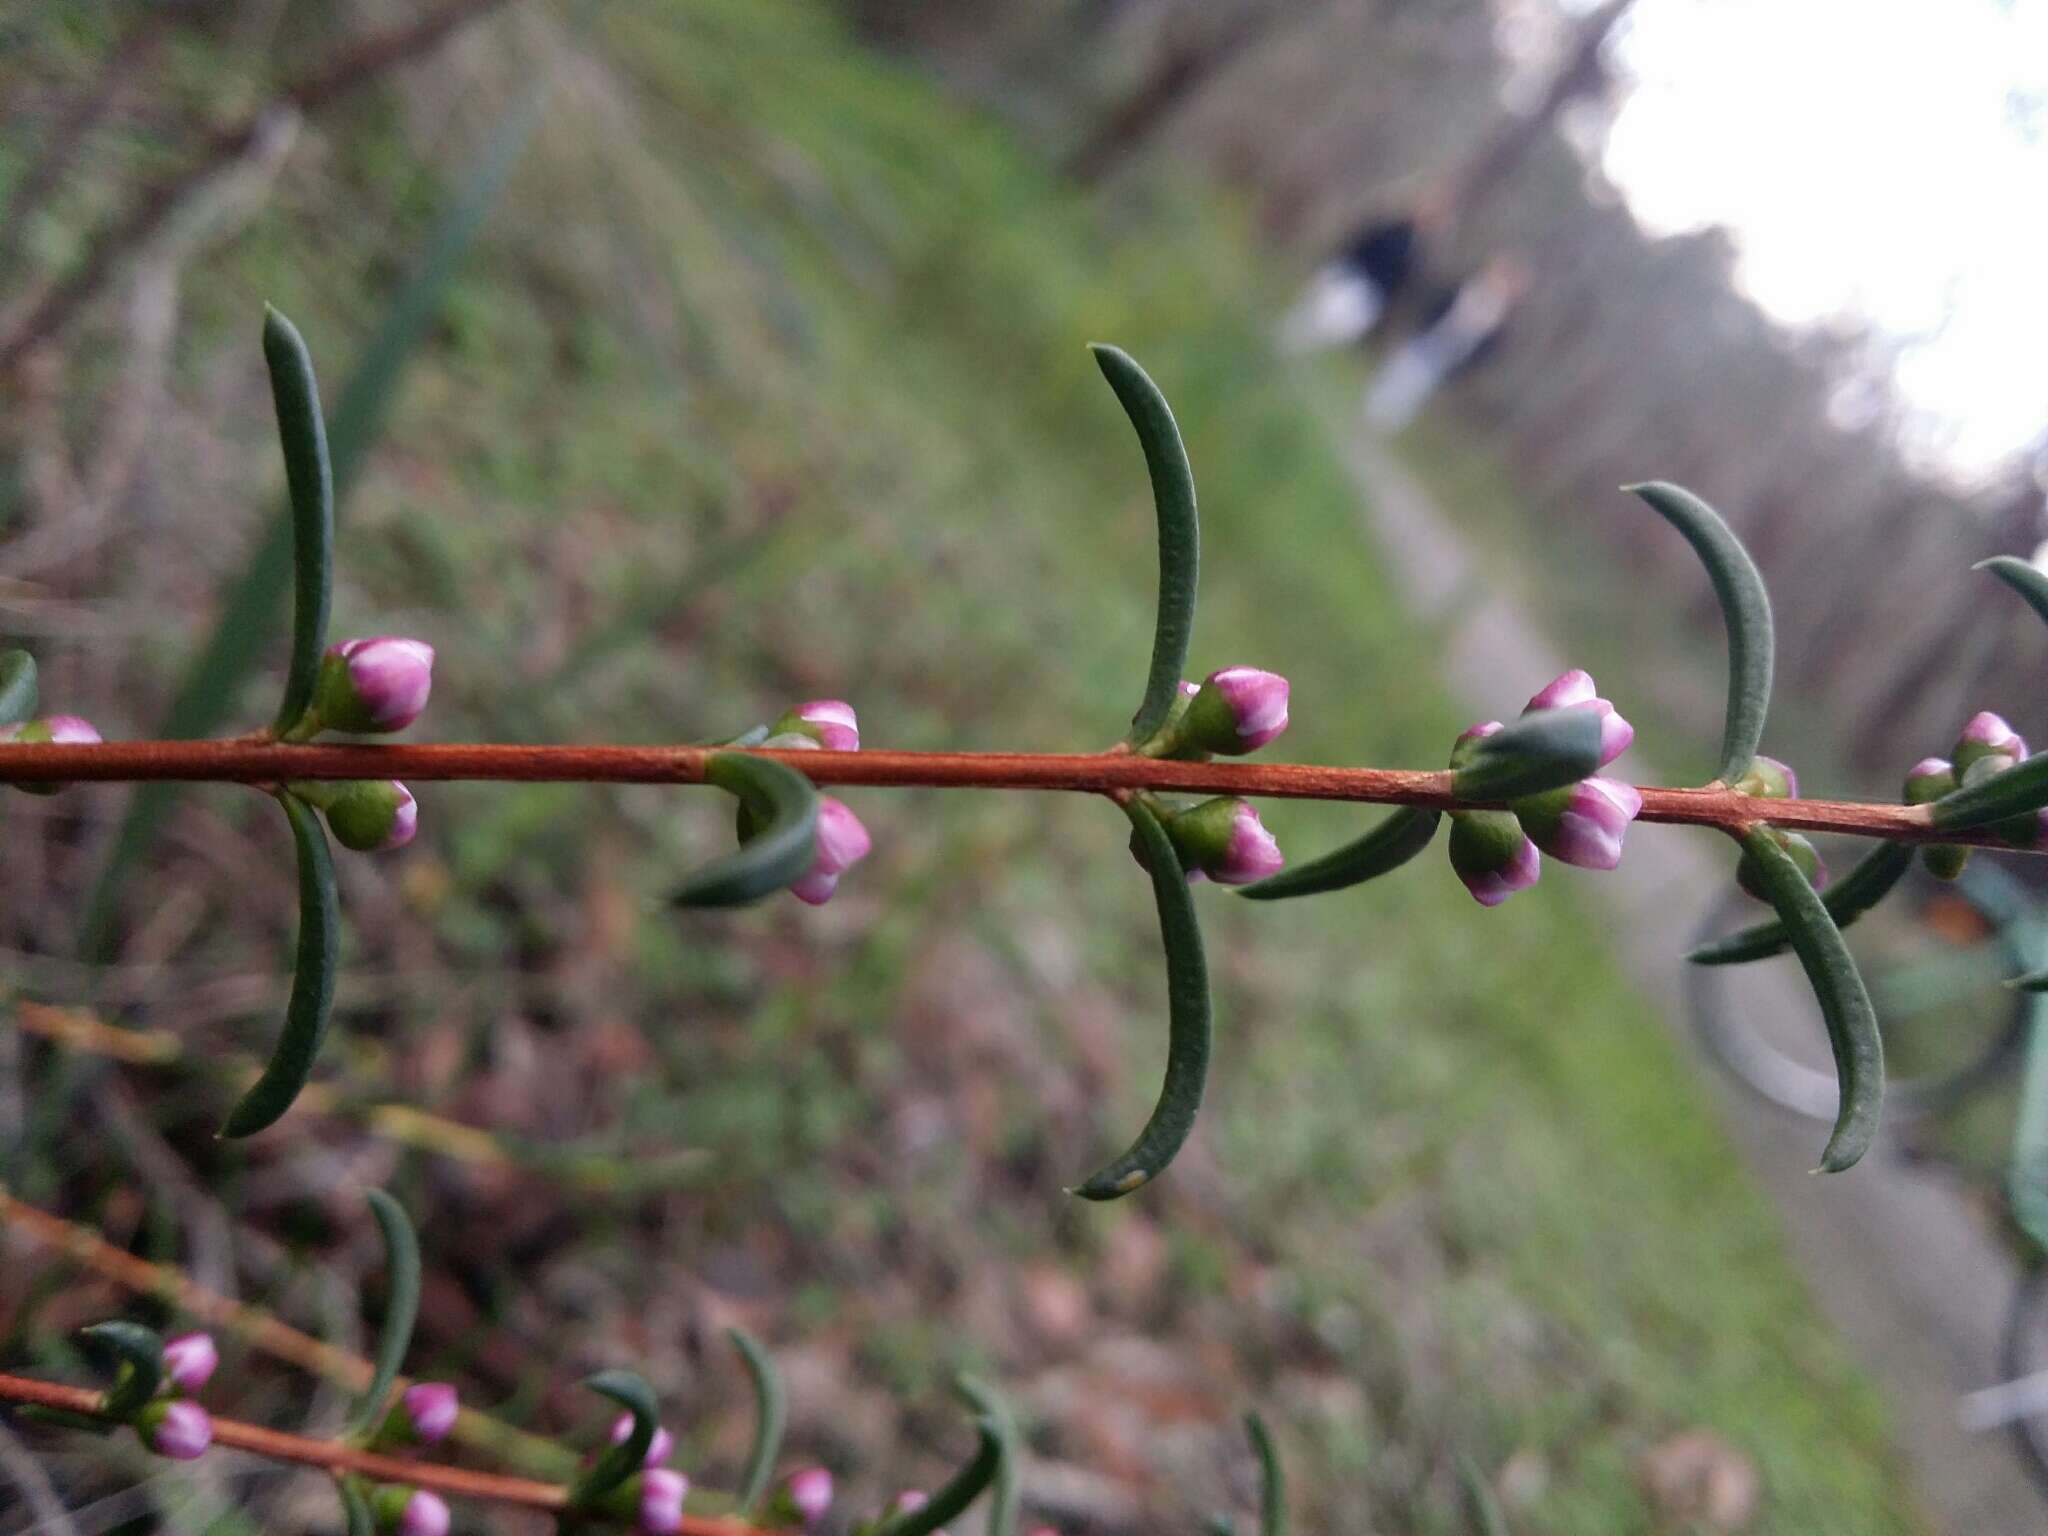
82, 1321, 164, 1417
1071, 800, 1212, 1201
1689, 841, 1913, 966
1449, 709, 1602, 802
348, 1190, 422, 1436
1093, 344, 1199, 747
1627, 482, 1774, 786
1738, 824, 1884, 1171
262, 307, 335, 738
730, 1326, 786, 1515
672, 753, 821, 908
0, 650, 36, 727
220, 794, 339, 1137
568, 1369, 659, 1508
1238, 807, 1440, 901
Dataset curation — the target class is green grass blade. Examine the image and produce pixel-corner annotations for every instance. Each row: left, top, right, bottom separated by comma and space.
1245, 1413, 1284, 1536
1092, 344, 1198, 745
1628, 482, 1774, 785
1739, 824, 1885, 1171
1931, 754, 2048, 830
220, 795, 338, 1137
956, 1376, 1019, 1536
1456, 1453, 1507, 1536
729, 1326, 786, 1514
1072, 799, 1212, 1200
78, 77, 552, 961
569, 1369, 660, 1507
0, 650, 36, 725
671, 754, 821, 908
1450, 709, 1602, 802
870, 1418, 1002, 1536
81, 1320, 164, 1416
1687, 841, 1914, 966
261, 306, 334, 734
350, 1190, 422, 1434
1239, 807, 1440, 900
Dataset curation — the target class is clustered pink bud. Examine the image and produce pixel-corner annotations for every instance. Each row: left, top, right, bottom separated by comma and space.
401, 1381, 459, 1445
161, 1331, 218, 1394
139, 1398, 212, 1460
396, 1489, 452, 1536
1448, 810, 1541, 907
611, 1411, 675, 1468
789, 699, 860, 752
1203, 667, 1290, 752
1523, 669, 1632, 766
790, 796, 874, 905
787, 1466, 834, 1522
314, 637, 435, 734
1517, 777, 1642, 872
1954, 710, 2028, 773
638, 1468, 689, 1534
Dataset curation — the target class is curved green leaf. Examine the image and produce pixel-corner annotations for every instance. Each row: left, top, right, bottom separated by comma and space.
262, 306, 334, 736
350, 1190, 421, 1434
337, 1476, 373, 1536
1687, 841, 1914, 966
672, 754, 821, 908
0, 650, 36, 727
569, 1369, 659, 1507
870, 1415, 1002, 1536
1931, 754, 2048, 831
1092, 344, 1198, 745
1450, 709, 1602, 802
1245, 1413, 1284, 1536
1072, 800, 1212, 1200
1238, 807, 1440, 901
81, 1321, 163, 1417
1739, 824, 1885, 1171
1628, 482, 1774, 785
1979, 555, 2048, 626
729, 1326, 786, 1514
957, 1376, 1019, 1536
2011, 967, 2048, 994
220, 795, 339, 1137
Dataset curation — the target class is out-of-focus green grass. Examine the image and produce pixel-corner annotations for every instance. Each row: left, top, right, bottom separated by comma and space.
6, 1, 1926, 1530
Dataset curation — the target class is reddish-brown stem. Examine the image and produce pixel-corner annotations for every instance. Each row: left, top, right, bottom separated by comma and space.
0, 739, 2031, 850
0, 1372, 764, 1532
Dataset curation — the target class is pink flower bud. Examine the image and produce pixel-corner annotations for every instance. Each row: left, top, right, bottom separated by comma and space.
1516, 777, 1641, 871
1732, 755, 1798, 800
790, 796, 873, 905
1448, 810, 1541, 906
315, 638, 435, 734
401, 1382, 459, 1445
788, 699, 860, 752
1196, 667, 1290, 753
639, 1468, 689, 1534
161, 1331, 218, 1394
892, 1491, 930, 1515
1955, 710, 2029, 773
1903, 757, 1956, 804
2, 715, 103, 795
1523, 669, 1632, 766
322, 780, 417, 851
140, 1398, 212, 1460
1141, 797, 1285, 885
611, 1411, 674, 1467
396, 1490, 451, 1536
787, 1466, 834, 1522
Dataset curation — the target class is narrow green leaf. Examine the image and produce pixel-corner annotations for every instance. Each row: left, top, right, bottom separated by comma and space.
1456, 1453, 1508, 1536
1245, 1413, 1284, 1536
870, 1416, 1003, 1536
1739, 824, 1885, 1171
1238, 807, 1440, 901
1091, 344, 1198, 745
262, 307, 334, 735
81, 1321, 163, 1417
1931, 754, 2048, 830
671, 754, 821, 908
1450, 709, 1602, 802
1628, 482, 1774, 785
1072, 800, 1212, 1201
0, 650, 36, 726
1687, 841, 1914, 966
78, 78, 552, 961
569, 1369, 659, 1507
729, 1326, 786, 1514
2014, 969, 2048, 993
1978, 555, 2048, 627
956, 1376, 1019, 1536
350, 1190, 421, 1435
220, 795, 338, 1137
337, 1477, 373, 1536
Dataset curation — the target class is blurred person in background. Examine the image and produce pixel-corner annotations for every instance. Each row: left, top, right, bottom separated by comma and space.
1362, 250, 1533, 432
1275, 182, 1454, 355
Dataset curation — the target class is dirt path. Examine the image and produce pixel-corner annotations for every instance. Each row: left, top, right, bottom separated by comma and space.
1346, 430, 2043, 1534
